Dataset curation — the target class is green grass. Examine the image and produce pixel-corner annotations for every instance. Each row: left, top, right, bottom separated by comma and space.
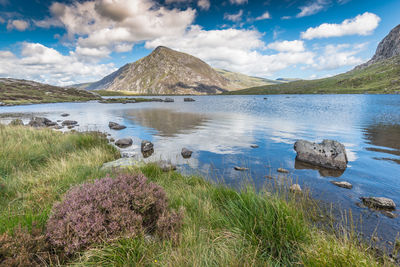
225, 55, 400, 95
0, 126, 394, 266
0, 78, 100, 105
0, 125, 119, 232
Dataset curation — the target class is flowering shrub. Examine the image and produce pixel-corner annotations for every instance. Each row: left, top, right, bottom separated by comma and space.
46, 173, 183, 254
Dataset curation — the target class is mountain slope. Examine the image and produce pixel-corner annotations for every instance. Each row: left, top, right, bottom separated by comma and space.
84, 46, 274, 94
227, 24, 400, 95
0, 78, 99, 105
87, 46, 231, 94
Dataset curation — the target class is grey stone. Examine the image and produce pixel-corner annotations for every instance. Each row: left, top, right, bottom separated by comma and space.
181, 148, 193, 158
234, 166, 248, 171
277, 168, 289, 173
184, 97, 195, 102
101, 158, 137, 169
115, 138, 133, 148
331, 181, 353, 189
250, 144, 259, 148
164, 98, 174, 102
290, 184, 302, 193
294, 139, 348, 170
61, 120, 78, 126
28, 117, 54, 127
61, 113, 69, 117
158, 161, 176, 172
141, 140, 154, 153
109, 121, 126, 130
360, 197, 396, 210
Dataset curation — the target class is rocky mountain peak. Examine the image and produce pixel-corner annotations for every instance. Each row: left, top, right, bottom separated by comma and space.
356, 24, 400, 69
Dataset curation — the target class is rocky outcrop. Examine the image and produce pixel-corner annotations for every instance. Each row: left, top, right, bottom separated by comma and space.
294, 139, 348, 170
360, 197, 396, 210
109, 121, 126, 130
356, 24, 400, 69
331, 181, 352, 189
61, 120, 78, 126
115, 138, 133, 148
181, 148, 193, 158
28, 117, 56, 127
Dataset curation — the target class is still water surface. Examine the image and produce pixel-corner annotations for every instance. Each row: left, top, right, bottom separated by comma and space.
1, 94, 399, 242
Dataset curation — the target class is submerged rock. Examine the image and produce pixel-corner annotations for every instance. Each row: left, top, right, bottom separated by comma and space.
61, 120, 78, 126
184, 97, 195, 102
331, 181, 353, 189
290, 184, 302, 193
9, 119, 24, 126
277, 168, 289, 173
234, 166, 248, 171
28, 117, 55, 127
250, 144, 259, 148
115, 138, 133, 148
360, 197, 396, 210
294, 139, 348, 170
61, 113, 69, 117
109, 121, 126, 130
181, 148, 193, 158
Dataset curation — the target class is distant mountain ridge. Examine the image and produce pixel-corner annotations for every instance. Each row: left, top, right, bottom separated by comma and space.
226, 24, 400, 95
80, 46, 276, 94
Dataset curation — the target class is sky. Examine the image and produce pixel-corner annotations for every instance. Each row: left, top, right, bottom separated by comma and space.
0, 0, 399, 86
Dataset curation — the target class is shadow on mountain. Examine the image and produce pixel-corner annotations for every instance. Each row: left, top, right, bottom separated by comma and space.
294, 159, 345, 177
126, 108, 209, 137
364, 123, 400, 165
171, 82, 228, 94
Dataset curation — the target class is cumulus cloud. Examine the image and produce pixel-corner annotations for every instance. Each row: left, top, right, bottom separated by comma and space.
313, 43, 365, 70
6, 19, 29, 31
197, 0, 210, 10
224, 10, 243, 22
268, 40, 305, 52
301, 12, 381, 39
255, 11, 271, 21
297, 0, 329, 18
35, 0, 196, 59
0, 43, 116, 86
145, 26, 314, 77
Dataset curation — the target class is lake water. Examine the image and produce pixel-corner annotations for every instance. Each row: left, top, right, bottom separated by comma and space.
1, 94, 399, 243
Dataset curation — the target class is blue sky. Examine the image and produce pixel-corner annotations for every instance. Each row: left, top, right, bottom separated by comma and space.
0, 0, 399, 85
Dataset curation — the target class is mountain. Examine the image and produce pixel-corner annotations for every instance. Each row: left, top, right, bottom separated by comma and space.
83, 46, 273, 94
0, 78, 99, 105
227, 24, 400, 95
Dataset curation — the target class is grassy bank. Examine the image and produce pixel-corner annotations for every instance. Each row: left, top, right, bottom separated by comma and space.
224, 55, 400, 95
0, 126, 395, 266
0, 78, 100, 106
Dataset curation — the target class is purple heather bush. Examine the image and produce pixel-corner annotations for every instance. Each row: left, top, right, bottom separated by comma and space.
46, 173, 183, 254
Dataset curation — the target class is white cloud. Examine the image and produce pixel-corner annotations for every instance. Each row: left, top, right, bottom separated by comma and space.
229, 0, 247, 4
0, 43, 116, 86
6, 19, 29, 31
35, 0, 196, 59
255, 11, 271, 21
197, 0, 210, 10
313, 43, 365, 70
297, 0, 329, 18
301, 12, 381, 39
145, 26, 314, 77
268, 40, 305, 52
224, 10, 243, 22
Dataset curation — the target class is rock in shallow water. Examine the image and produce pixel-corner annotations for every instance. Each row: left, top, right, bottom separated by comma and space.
294, 139, 348, 170
234, 166, 248, 171
330, 181, 353, 189
61, 120, 78, 126
290, 184, 302, 193
184, 98, 195, 102
115, 138, 133, 148
109, 121, 126, 130
181, 148, 193, 158
360, 197, 396, 210
277, 168, 289, 173
28, 117, 54, 127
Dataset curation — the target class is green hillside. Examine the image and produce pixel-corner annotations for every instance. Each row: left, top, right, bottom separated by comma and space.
225, 55, 400, 95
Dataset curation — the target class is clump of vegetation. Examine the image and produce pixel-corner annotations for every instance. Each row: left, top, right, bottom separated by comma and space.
47, 173, 183, 254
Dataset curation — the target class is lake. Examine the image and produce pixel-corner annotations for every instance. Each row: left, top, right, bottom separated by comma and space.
1, 94, 399, 243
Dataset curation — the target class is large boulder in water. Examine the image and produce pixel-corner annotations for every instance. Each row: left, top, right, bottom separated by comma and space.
294, 139, 348, 170
28, 117, 55, 127
360, 197, 396, 210
109, 121, 126, 130
115, 138, 133, 148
